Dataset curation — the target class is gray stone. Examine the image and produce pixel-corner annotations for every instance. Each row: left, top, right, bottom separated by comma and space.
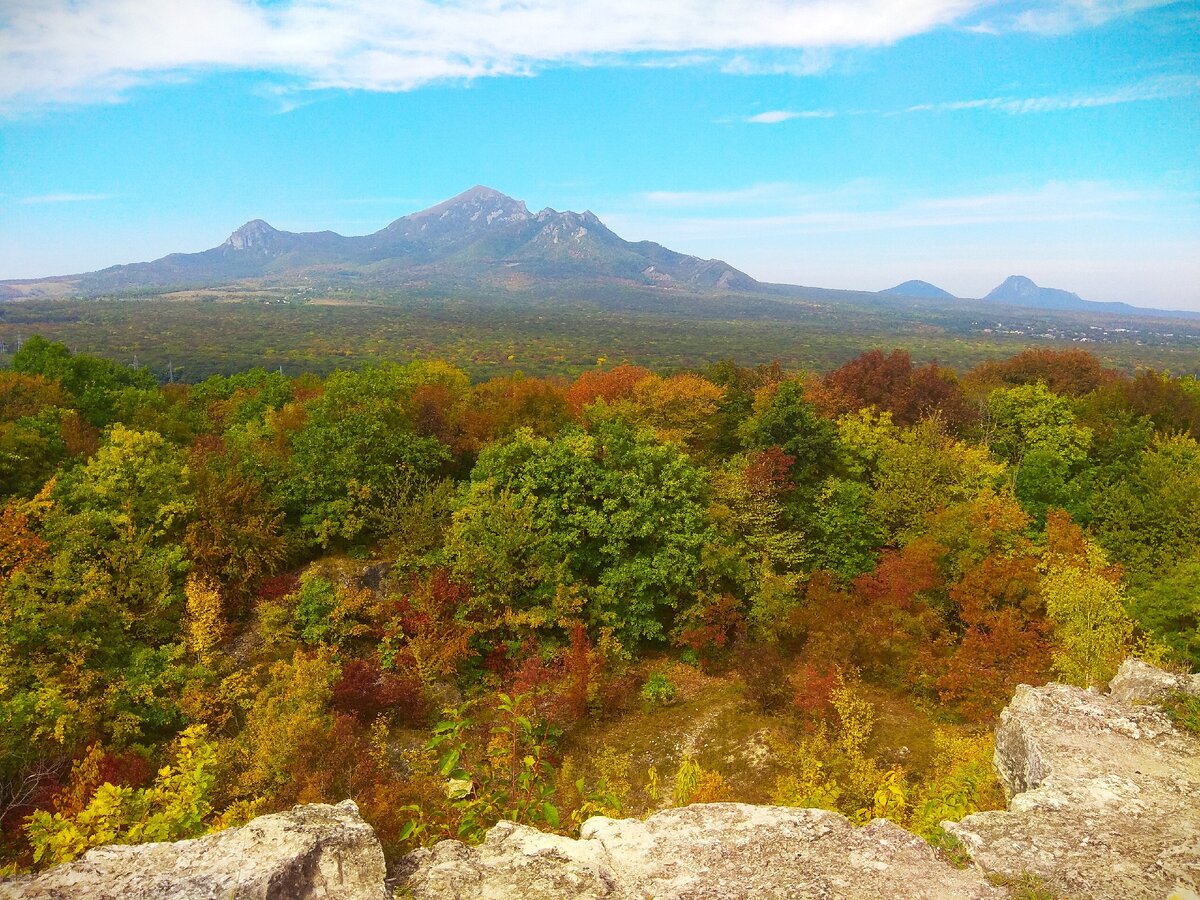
0, 799, 387, 900
399, 803, 1004, 899
1109, 658, 1200, 705
945, 673, 1200, 899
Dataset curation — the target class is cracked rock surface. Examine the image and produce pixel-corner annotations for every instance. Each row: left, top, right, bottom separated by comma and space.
398, 803, 1004, 899
945, 661, 1200, 899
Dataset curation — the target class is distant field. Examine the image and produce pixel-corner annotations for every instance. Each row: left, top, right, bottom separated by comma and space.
2, 293, 1199, 381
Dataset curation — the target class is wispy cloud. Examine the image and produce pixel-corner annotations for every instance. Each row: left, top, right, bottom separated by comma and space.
733, 74, 1199, 125
622, 179, 1191, 234
973, 0, 1175, 35
19, 192, 116, 204
0, 0, 1165, 111
745, 109, 835, 124
720, 49, 835, 77
643, 181, 877, 208
902, 75, 1200, 115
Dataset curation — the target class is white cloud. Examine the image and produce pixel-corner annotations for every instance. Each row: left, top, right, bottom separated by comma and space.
745, 109, 835, 123
18, 192, 116, 204
0, 0, 1157, 111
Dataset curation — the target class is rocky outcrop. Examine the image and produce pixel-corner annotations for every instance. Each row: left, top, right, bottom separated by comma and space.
0, 800, 386, 900
397, 803, 1004, 899
1108, 657, 1200, 705
945, 665, 1200, 899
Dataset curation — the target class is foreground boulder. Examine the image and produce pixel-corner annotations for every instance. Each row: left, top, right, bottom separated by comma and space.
1108, 657, 1200, 705
0, 799, 386, 900
945, 662, 1200, 899
397, 803, 1004, 899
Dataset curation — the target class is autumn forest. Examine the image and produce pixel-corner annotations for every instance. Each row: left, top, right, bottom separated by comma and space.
1, 337, 1198, 873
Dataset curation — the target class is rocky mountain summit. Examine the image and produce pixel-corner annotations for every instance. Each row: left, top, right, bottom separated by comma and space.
3, 661, 1197, 900
985, 275, 1088, 310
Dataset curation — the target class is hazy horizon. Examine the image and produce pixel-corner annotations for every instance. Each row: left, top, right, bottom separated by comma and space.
2, 0, 1198, 309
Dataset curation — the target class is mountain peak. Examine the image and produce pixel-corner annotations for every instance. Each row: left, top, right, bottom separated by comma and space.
404, 185, 531, 223
988, 275, 1041, 299
459, 185, 508, 201
984, 275, 1089, 311
224, 219, 279, 251
375, 186, 535, 242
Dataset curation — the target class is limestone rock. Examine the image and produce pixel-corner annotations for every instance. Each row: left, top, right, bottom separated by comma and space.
945, 672, 1200, 899
0, 799, 387, 900
399, 803, 1004, 899
1108, 658, 1200, 705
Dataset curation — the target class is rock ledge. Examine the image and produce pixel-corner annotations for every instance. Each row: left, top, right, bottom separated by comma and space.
0, 799, 386, 900
945, 662, 1200, 899
398, 803, 1003, 899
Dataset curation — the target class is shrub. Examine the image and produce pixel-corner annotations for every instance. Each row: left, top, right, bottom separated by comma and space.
639, 673, 678, 708
672, 756, 729, 806
331, 659, 425, 725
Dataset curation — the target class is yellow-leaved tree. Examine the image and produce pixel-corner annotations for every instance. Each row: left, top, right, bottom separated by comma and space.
184, 574, 225, 661
1040, 514, 1134, 687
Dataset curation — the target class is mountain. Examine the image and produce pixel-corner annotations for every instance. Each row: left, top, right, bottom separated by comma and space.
33, 186, 758, 296
4, 191, 1197, 321
985, 275, 1088, 310
981, 275, 1198, 319
880, 280, 957, 300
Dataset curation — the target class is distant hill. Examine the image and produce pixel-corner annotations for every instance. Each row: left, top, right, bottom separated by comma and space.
985, 275, 1088, 310
881, 280, 957, 300
982, 275, 1199, 319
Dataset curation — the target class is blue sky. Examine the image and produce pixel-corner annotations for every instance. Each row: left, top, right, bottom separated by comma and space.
1, 0, 1198, 308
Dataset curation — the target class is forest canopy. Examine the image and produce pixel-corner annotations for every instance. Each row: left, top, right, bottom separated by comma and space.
1, 339, 1197, 871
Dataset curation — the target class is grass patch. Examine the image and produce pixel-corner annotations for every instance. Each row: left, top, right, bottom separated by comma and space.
1162, 691, 1200, 735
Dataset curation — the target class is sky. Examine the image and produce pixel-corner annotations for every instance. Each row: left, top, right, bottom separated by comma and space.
0, 0, 1198, 308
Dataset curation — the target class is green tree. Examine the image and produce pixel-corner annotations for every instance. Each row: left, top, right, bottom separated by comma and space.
12, 337, 156, 427
447, 421, 711, 645
986, 383, 1092, 465
1091, 433, 1200, 583
739, 379, 842, 488
806, 479, 882, 579
1126, 555, 1200, 667
869, 419, 1005, 542
1042, 561, 1133, 688
281, 365, 453, 545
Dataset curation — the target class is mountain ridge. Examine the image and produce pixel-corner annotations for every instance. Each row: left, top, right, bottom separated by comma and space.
39, 186, 758, 296
2, 188, 1195, 319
